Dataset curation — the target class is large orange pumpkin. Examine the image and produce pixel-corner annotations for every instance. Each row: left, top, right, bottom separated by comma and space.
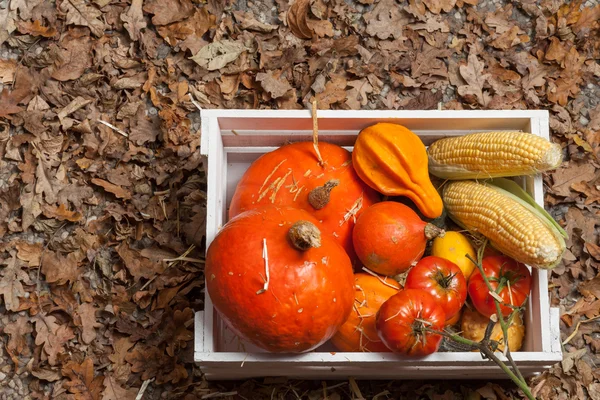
206, 205, 355, 353
229, 142, 380, 262
330, 273, 401, 352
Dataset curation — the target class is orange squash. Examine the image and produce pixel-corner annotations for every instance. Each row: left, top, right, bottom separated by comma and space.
352, 122, 443, 219
330, 273, 401, 352
352, 201, 444, 276
229, 141, 380, 262
206, 206, 355, 353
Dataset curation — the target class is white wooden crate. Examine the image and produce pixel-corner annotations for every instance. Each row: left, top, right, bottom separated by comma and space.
195, 109, 563, 380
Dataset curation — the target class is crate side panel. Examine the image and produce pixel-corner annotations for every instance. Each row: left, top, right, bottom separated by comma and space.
203, 117, 226, 353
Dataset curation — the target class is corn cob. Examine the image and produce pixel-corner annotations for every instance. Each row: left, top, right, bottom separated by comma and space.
428, 131, 563, 180
442, 180, 565, 269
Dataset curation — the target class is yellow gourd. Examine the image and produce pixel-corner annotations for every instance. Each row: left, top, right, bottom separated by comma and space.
431, 231, 477, 279
352, 122, 443, 219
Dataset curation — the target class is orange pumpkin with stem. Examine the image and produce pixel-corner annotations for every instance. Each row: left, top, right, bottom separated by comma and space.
331, 272, 401, 352
353, 202, 445, 276
206, 205, 355, 353
229, 106, 379, 262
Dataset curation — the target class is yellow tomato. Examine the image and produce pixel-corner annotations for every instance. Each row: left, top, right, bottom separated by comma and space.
431, 231, 477, 279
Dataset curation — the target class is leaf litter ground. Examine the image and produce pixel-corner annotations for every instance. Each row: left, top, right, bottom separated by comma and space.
0, 0, 599, 398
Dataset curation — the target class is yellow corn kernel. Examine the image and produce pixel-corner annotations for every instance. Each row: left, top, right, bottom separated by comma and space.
428, 131, 563, 179
442, 180, 564, 269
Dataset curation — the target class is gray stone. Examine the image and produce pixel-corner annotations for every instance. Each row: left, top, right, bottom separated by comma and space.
588, 83, 595, 89
0, 372, 6, 381
7, 380, 15, 389
454, 12, 461, 19
580, 116, 590, 126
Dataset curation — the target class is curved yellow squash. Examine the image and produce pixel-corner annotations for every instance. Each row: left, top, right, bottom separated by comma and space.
352, 122, 443, 219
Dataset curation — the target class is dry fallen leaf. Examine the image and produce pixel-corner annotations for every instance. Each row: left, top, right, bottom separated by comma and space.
0, 66, 33, 117
121, 0, 146, 41
41, 251, 81, 285
256, 70, 293, 99
61, 0, 106, 37
0, 253, 31, 312
364, 0, 407, 40
457, 53, 491, 106
143, 0, 194, 26
287, 0, 313, 39
552, 163, 596, 197
15, 241, 43, 267
62, 358, 104, 399
17, 20, 57, 37
91, 178, 132, 200
102, 376, 137, 400
190, 40, 247, 71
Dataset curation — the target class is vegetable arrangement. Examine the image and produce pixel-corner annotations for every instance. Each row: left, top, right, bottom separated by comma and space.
205, 110, 564, 366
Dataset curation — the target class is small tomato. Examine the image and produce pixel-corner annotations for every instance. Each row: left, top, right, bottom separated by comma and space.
375, 289, 446, 356
404, 256, 467, 320
468, 255, 532, 318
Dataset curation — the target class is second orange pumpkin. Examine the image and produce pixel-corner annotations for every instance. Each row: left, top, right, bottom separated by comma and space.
330, 272, 401, 352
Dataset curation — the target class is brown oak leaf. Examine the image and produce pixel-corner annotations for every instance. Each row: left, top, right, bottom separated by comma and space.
0, 66, 33, 118
345, 79, 373, 109
551, 162, 596, 197
579, 276, 600, 300
51, 33, 93, 81
15, 240, 42, 267
547, 47, 584, 106
121, 0, 146, 41
143, 0, 194, 26
108, 337, 135, 384
422, 0, 457, 14
256, 70, 293, 99
4, 316, 33, 356
42, 203, 83, 222
41, 251, 80, 285
125, 345, 166, 381
157, 8, 216, 54
91, 178, 132, 200
314, 75, 347, 109
61, 0, 106, 37
17, 19, 57, 37
62, 358, 103, 400
35, 314, 75, 366
364, 0, 407, 40
0, 59, 16, 83
102, 376, 137, 400
117, 242, 168, 281
75, 303, 101, 344
457, 53, 491, 106
0, 252, 31, 311
287, 0, 312, 39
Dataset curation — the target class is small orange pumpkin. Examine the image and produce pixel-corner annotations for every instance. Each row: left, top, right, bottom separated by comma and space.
330, 273, 401, 352
352, 122, 443, 219
352, 201, 444, 276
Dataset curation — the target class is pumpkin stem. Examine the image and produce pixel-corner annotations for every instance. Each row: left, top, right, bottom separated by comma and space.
312, 99, 325, 167
424, 223, 445, 240
308, 179, 339, 210
288, 221, 322, 251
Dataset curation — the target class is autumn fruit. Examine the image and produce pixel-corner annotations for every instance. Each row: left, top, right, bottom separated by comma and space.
330, 272, 401, 352
404, 256, 467, 321
352, 122, 443, 219
376, 289, 446, 356
468, 255, 532, 318
431, 231, 477, 279
205, 206, 355, 353
461, 307, 525, 352
229, 141, 380, 262
352, 202, 445, 276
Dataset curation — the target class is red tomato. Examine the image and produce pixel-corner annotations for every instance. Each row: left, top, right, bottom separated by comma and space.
404, 256, 467, 320
375, 289, 446, 356
468, 255, 532, 318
